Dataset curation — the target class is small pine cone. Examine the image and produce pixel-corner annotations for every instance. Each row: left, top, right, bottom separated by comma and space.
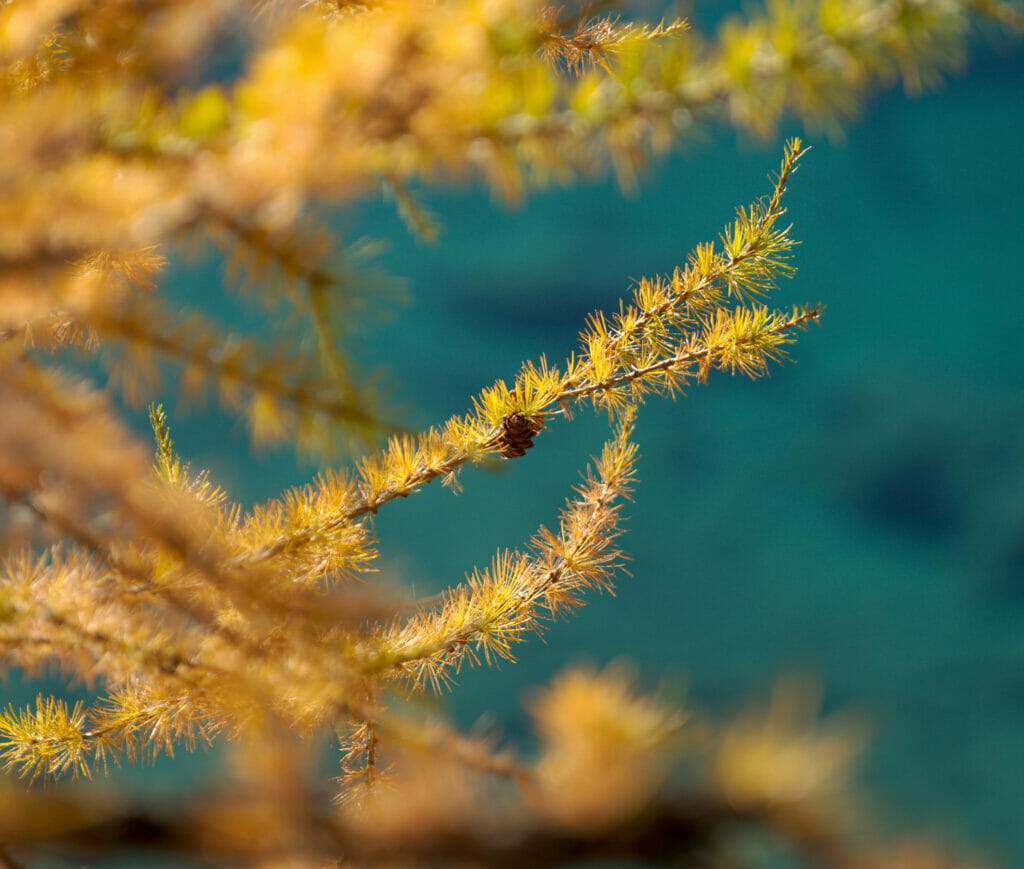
498, 412, 543, 458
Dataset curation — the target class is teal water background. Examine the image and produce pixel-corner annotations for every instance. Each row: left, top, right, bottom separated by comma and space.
320, 47, 1021, 862
10, 25, 1023, 868
199, 40, 1022, 863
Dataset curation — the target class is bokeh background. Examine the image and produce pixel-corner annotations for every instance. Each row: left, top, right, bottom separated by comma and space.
199, 31, 1024, 863
10, 11, 1023, 866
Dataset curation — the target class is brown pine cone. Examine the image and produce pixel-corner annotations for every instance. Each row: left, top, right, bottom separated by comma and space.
497, 412, 543, 458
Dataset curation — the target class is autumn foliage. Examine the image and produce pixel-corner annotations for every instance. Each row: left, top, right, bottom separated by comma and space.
0, 0, 1019, 865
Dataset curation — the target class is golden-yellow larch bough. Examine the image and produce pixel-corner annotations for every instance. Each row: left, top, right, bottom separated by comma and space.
0, 0, 1019, 864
